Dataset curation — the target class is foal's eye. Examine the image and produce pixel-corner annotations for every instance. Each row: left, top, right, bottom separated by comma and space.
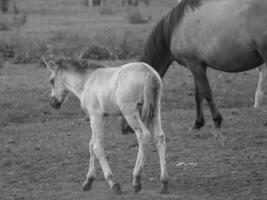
50, 79, 55, 85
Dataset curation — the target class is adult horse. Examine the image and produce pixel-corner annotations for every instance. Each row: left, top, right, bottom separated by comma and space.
255, 65, 267, 108
122, 0, 267, 134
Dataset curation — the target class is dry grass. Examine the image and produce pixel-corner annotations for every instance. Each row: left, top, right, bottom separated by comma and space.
4, 1, 266, 199
0, 0, 174, 63
0, 62, 266, 200
0, 29, 147, 63
127, 7, 150, 24
0, 13, 27, 31
99, 6, 116, 15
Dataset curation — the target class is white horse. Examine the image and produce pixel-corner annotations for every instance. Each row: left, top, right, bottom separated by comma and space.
87, 0, 108, 6
43, 58, 169, 194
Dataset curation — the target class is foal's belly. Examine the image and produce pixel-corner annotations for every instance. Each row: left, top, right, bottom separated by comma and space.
101, 101, 121, 116
99, 92, 122, 116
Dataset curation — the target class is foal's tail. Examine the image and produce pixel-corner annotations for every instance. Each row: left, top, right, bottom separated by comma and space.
141, 73, 162, 129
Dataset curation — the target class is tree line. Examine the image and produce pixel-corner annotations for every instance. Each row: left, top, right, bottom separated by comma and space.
1, 0, 151, 14
0, 0, 18, 13
85, 0, 150, 6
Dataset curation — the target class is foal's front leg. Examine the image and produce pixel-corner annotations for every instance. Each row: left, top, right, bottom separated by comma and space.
89, 115, 121, 193
82, 138, 96, 191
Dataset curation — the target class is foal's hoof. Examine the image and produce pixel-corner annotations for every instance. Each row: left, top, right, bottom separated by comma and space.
82, 177, 95, 191
82, 182, 92, 191
112, 183, 122, 194
133, 184, 142, 193
160, 180, 169, 194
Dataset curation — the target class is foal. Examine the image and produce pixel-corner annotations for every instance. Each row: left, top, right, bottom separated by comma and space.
43, 58, 169, 194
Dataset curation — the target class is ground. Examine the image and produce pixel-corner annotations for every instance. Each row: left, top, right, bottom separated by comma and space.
0, 62, 267, 200
0, 0, 267, 200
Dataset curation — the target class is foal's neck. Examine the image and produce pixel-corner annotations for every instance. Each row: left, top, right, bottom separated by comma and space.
63, 71, 88, 100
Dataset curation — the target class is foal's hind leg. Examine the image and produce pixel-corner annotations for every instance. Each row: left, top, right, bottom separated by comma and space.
124, 112, 151, 193
254, 64, 267, 108
153, 109, 169, 193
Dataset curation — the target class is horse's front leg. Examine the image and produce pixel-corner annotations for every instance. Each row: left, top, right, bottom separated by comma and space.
90, 114, 121, 194
82, 138, 96, 191
192, 77, 205, 129
189, 64, 222, 129
200, 73, 223, 129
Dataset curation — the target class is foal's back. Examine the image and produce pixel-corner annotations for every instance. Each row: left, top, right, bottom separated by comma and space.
82, 62, 161, 116
115, 62, 161, 99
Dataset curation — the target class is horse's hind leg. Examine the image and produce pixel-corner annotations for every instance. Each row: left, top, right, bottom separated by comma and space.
153, 109, 169, 193
123, 112, 151, 193
89, 114, 121, 193
255, 65, 267, 108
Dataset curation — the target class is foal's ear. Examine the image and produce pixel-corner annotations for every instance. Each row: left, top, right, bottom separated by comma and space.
41, 56, 57, 72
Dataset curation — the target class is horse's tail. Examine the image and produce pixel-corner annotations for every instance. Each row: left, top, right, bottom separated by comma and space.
141, 73, 162, 129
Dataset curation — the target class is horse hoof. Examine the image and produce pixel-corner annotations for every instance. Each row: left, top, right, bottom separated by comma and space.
82, 182, 92, 191
160, 181, 169, 194
133, 184, 142, 193
112, 183, 122, 194
82, 177, 95, 191
192, 120, 205, 130
214, 115, 223, 129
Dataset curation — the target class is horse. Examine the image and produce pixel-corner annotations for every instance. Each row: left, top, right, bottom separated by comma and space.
86, 0, 108, 7
122, 0, 267, 135
1, 0, 18, 14
43, 57, 169, 194
122, 0, 150, 6
254, 65, 267, 108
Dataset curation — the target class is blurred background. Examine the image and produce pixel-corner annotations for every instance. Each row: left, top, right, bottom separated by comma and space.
1, 1, 266, 200
0, 0, 177, 64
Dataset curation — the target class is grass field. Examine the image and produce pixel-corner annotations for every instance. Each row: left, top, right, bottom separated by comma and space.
1, 1, 267, 200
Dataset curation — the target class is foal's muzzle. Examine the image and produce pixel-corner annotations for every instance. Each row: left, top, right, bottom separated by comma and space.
50, 96, 62, 110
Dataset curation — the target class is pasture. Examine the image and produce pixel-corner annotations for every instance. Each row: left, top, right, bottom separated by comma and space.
0, 0, 267, 199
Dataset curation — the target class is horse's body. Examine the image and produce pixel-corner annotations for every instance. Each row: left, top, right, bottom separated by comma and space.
170, 0, 266, 72
44, 58, 168, 194
138, 0, 267, 131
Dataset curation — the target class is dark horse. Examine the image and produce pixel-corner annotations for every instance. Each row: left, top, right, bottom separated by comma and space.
122, 0, 267, 133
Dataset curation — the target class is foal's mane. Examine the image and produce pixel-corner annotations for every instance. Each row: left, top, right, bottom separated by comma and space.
55, 58, 107, 73
140, 0, 201, 71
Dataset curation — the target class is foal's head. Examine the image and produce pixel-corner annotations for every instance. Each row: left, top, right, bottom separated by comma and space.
43, 57, 106, 109
43, 57, 70, 110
